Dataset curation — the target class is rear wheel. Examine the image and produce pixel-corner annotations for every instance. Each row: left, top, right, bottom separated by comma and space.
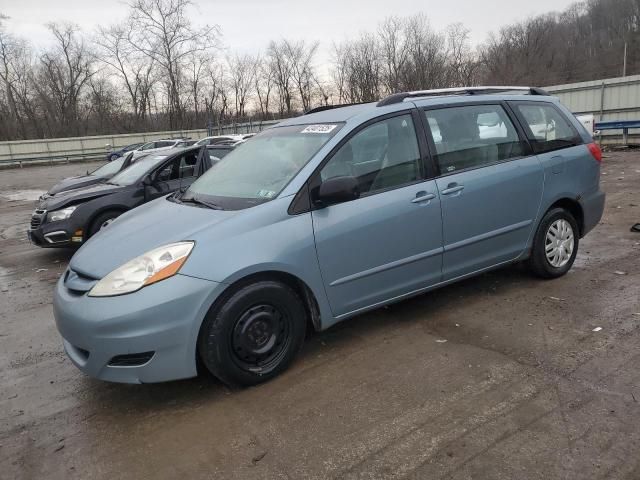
108, 153, 119, 162
88, 210, 123, 238
198, 280, 307, 387
528, 208, 579, 278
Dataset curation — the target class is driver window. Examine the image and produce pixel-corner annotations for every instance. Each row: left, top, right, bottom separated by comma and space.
320, 114, 421, 194
179, 152, 198, 178
156, 158, 180, 181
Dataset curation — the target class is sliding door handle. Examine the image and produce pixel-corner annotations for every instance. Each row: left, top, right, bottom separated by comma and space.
441, 184, 464, 195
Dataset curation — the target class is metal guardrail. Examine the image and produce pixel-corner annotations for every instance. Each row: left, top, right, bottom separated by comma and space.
0, 151, 105, 168
595, 120, 640, 145
0, 119, 281, 167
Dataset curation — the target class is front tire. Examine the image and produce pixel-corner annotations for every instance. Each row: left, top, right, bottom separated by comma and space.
88, 210, 122, 238
198, 280, 307, 387
528, 208, 579, 279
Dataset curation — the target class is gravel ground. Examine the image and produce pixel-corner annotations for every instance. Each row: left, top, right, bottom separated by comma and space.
0, 153, 639, 480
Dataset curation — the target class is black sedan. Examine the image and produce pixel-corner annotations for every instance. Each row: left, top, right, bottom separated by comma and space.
28, 146, 212, 248
43, 152, 136, 199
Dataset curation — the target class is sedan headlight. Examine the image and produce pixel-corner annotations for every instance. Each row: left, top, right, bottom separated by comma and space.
47, 206, 77, 222
88, 241, 194, 297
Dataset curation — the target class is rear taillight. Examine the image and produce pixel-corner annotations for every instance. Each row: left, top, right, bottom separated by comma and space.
587, 142, 602, 163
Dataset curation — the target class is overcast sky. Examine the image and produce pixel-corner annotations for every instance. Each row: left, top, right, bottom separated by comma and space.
2, 0, 577, 59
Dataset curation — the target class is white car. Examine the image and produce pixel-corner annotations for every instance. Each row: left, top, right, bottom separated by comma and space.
131, 139, 190, 159
195, 135, 248, 146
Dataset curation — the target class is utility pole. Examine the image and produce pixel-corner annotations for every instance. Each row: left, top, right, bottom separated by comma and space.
623, 42, 628, 77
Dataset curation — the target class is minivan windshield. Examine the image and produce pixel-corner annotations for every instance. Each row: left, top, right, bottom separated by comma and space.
184, 124, 342, 209
108, 155, 167, 186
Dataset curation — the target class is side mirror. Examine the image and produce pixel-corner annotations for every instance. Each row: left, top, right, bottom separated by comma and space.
142, 176, 153, 186
314, 176, 360, 207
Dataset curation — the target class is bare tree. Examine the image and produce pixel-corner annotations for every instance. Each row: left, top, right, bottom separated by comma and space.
0, 14, 29, 138
184, 50, 208, 126
227, 53, 256, 119
127, 0, 220, 127
267, 40, 295, 115
283, 40, 319, 112
444, 23, 478, 87
94, 23, 156, 127
203, 61, 228, 126
36, 23, 94, 136
379, 16, 408, 93
254, 55, 274, 118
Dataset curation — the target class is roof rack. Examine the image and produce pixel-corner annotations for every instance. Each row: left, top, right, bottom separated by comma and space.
305, 102, 370, 115
377, 86, 550, 107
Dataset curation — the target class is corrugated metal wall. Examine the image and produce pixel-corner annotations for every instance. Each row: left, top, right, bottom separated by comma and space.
546, 75, 640, 144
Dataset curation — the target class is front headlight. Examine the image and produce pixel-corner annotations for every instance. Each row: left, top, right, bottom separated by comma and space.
88, 241, 194, 297
47, 206, 77, 222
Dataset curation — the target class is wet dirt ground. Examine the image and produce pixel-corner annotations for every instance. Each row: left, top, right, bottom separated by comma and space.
0, 153, 639, 480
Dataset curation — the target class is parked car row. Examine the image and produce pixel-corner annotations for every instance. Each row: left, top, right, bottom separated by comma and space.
42, 86, 604, 388
29, 144, 242, 248
106, 134, 255, 161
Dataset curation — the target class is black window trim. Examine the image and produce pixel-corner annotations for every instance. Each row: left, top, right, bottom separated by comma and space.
507, 100, 584, 155
289, 108, 433, 215
420, 100, 535, 179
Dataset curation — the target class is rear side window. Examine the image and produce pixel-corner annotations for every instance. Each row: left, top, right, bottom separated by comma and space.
320, 114, 421, 194
424, 105, 525, 174
513, 103, 580, 154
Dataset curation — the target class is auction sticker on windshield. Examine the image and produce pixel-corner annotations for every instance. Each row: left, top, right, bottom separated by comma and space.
301, 125, 338, 134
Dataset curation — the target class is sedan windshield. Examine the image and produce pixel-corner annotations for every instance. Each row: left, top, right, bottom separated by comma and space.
91, 157, 125, 176
184, 124, 342, 209
108, 155, 167, 186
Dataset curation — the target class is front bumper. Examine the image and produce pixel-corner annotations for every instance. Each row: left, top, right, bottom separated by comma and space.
53, 271, 224, 383
28, 210, 82, 248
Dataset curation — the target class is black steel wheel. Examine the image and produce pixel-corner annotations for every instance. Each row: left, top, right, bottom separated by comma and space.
198, 280, 307, 387
230, 303, 292, 372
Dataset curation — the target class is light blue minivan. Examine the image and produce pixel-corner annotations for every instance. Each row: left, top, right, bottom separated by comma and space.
53, 87, 605, 386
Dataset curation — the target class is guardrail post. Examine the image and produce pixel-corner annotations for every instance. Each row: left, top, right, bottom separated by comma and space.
623, 128, 629, 145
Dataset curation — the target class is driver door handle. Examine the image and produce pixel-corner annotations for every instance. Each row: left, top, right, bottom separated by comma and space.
411, 192, 436, 203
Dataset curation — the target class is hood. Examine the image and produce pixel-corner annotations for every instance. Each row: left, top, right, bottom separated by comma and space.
38, 182, 125, 211
70, 197, 237, 278
47, 174, 107, 196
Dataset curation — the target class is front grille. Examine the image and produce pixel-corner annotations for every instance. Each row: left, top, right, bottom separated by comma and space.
64, 268, 99, 293
108, 352, 155, 367
30, 209, 46, 230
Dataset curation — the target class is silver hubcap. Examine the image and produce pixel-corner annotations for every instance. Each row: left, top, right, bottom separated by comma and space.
545, 219, 574, 268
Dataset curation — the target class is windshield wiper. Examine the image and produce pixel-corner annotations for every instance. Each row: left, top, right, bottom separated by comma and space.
181, 195, 222, 210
